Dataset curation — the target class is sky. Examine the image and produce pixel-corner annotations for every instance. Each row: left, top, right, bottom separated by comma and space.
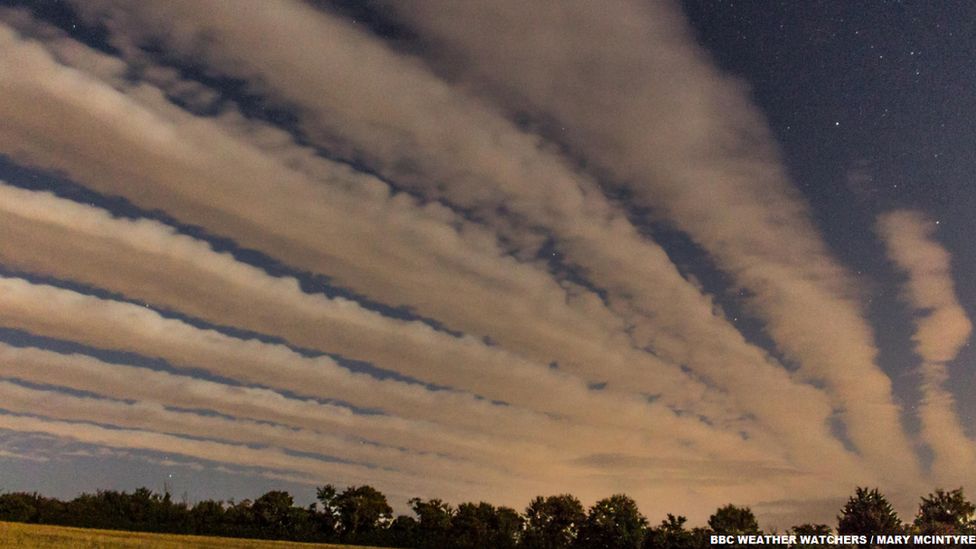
0, 0, 973, 529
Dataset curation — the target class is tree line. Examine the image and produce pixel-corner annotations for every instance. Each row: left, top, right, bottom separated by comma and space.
0, 484, 973, 548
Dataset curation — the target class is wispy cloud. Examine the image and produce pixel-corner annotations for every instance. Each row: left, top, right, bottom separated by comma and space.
51, 0, 870, 485
0, 186, 743, 457
876, 210, 974, 484
382, 0, 921, 486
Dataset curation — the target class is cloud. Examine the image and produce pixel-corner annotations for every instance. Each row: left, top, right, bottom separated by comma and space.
0, 448, 50, 463
0, 411, 468, 501
0, 11, 816, 466
381, 0, 920, 485
0, 340, 814, 514
0, 379, 515, 492
876, 211, 972, 363
0, 19, 727, 429
50, 0, 874, 486
876, 210, 975, 483
0, 273, 719, 474
0, 185, 749, 461
0, 17, 643, 403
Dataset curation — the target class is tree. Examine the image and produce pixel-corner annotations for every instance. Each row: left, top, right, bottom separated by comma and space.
790, 523, 832, 549
492, 505, 524, 549
521, 494, 586, 549
125, 487, 156, 528
410, 497, 453, 548
837, 487, 902, 547
68, 490, 128, 529
452, 502, 495, 549
913, 488, 975, 535
223, 498, 257, 537
387, 514, 419, 547
317, 484, 392, 542
188, 499, 226, 535
315, 484, 338, 515
708, 504, 759, 536
252, 490, 296, 538
313, 485, 339, 539
705, 504, 760, 549
339, 484, 392, 540
578, 494, 647, 549
644, 514, 708, 549
450, 502, 523, 549
0, 492, 40, 522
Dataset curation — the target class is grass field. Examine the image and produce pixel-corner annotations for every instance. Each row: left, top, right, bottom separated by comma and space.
0, 521, 389, 548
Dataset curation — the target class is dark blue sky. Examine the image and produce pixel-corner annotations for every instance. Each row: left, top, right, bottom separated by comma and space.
683, 0, 976, 424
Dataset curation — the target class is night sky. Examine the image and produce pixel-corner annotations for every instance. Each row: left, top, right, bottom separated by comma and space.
0, 0, 973, 528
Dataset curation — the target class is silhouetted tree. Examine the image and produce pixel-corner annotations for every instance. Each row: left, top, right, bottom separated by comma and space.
387, 514, 419, 547
521, 494, 586, 549
410, 497, 453, 548
312, 485, 339, 539
15, 483, 976, 548
156, 491, 190, 533
837, 487, 903, 547
708, 504, 759, 535
252, 490, 295, 538
577, 494, 647, 549
223, 498, 257, 537
706, 504, 759, 549
449, 501, 522, 549
0, 492, 41, 522
188, 499, 226, 535
125, 487, 155, 527
451, 502, 494, 549
790, 523, 832, 548
913, 488, 975, 535
493, 505, 524, 548
317, 484, 392, 543
0, 487, 310, 542
644, 514, 708, 549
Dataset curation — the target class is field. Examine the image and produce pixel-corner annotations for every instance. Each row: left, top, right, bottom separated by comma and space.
0, 521, 387, 548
